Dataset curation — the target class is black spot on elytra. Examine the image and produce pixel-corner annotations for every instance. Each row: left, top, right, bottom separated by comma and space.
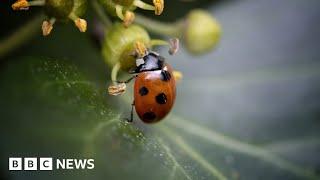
160, 70, 171, 81
156, 93, 167, 104
143, 111, 156, 122
139, 86, 149, 96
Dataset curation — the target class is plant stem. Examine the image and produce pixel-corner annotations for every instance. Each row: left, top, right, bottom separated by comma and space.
133, 0, 155, 10
0, 14, 45, 59
29, 0, 45, 6
91, 0, 113, 28
150, 39, 169, 47
135, 14, 183, 37
111, 62, 121, 82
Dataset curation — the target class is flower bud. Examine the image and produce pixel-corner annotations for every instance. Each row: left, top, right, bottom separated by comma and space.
98, 0, 162, 26
183, 9, 221, 55
102, 23, 151, 71
12, 0, 88, 36
98, 0, 136, 17
44, 0, 74, 19
44, 0, 87, 19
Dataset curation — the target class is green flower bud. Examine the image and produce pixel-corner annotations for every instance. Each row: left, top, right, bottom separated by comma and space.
98, 0, 136, 17
98, 0, 162, 27
44, 0, 87, 20
183, 9, 221, 55
45, 0, 74, 19
11, 0, 88, 36
102, 23, 151, 71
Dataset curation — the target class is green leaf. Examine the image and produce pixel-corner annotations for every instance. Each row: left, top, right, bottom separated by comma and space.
1, 57, 318, 180
0, 57, 221, 179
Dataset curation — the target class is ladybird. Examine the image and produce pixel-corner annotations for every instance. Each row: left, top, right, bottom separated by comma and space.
120, 51, 176, 123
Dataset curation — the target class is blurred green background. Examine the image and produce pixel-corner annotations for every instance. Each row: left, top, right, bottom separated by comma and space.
0, 0, 320, 179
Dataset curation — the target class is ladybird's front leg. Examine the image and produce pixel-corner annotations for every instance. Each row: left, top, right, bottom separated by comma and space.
116, 75, 138, 84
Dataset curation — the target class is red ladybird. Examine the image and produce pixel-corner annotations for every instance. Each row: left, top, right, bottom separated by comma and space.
120, 51, 176, 123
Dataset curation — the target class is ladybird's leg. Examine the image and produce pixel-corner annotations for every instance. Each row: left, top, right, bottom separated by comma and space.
124, 101, 135, 123
116, 75, 138, 84
125, 75, 137, 83
129, 101, 135, 122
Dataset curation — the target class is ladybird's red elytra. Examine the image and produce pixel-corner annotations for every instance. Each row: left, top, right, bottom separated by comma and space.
125, 51, 176, 123
134, 63, 176, 123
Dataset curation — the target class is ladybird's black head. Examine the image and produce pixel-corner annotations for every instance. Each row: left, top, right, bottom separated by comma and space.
131, 51, 165, 73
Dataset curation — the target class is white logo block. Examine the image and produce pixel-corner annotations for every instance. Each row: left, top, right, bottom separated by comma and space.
9, 157, 22, 170
24, 157, 37, 170
40, 158, 53, 170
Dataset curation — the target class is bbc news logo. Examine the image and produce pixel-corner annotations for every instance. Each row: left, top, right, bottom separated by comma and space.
9, 157, 94, 171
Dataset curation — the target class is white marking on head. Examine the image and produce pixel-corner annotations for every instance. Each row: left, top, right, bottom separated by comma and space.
150, 51, 159, 56
136, 58, 144, 67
